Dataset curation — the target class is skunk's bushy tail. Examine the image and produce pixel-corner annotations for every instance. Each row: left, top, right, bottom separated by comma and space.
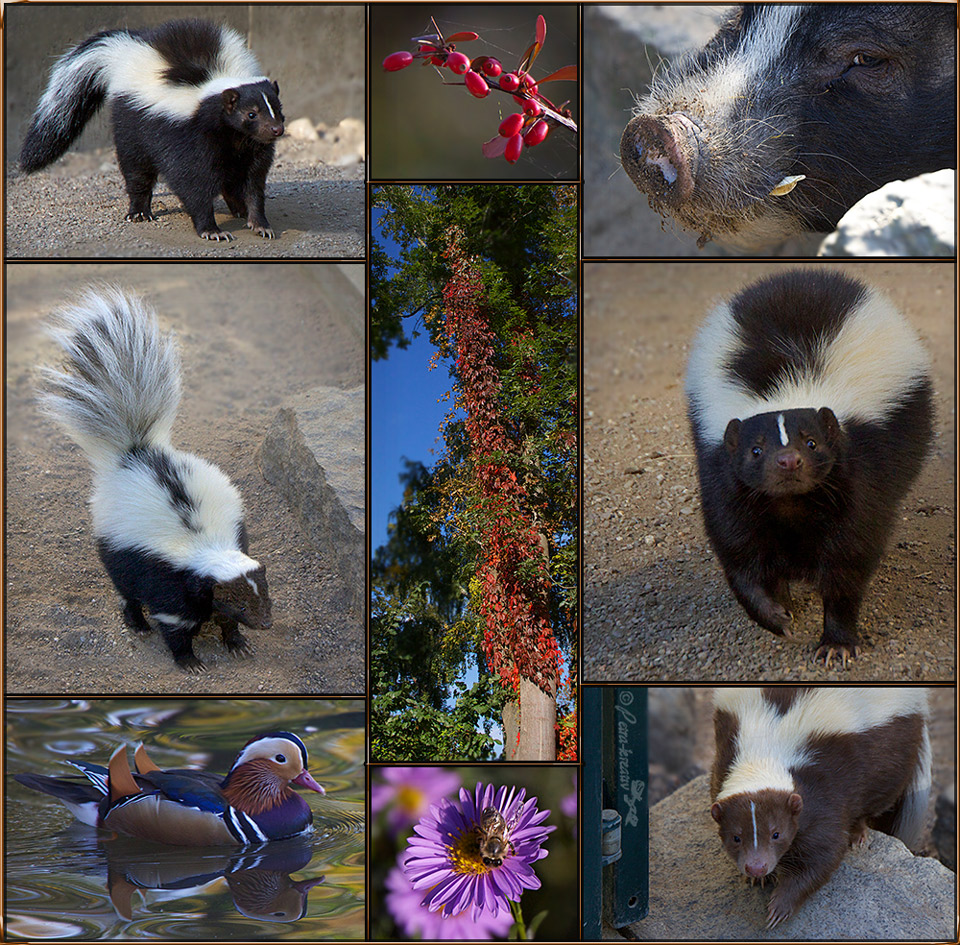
39, 286, 182, 472
19, 29, 129, 172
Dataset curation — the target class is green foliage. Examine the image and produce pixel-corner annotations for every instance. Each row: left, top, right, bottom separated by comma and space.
371, 585, 505, 761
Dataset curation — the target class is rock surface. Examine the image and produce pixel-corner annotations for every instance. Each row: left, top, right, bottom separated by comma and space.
819, 170, 956, 257
259, 386, 364, 615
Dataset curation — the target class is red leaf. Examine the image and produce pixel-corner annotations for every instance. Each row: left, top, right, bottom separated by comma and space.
482, 135, 509, 159
446, 30, 479, 42
538, 65, 577, 83
516, 41, 540, 76
536, 15, 547, 46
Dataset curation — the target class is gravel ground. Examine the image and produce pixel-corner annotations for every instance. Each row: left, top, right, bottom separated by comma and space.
584, 261, 956, 683
5, 137, 364, 258
6, 263, 365, 695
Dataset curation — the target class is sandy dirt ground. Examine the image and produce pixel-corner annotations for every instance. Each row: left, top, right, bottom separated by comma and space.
6, 263, 365, 695
584, 261, 955, 683
5, 139, 364, 259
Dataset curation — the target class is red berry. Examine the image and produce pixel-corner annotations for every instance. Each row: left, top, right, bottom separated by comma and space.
446, 51, 471, 74
383, 51, 414, 72
500, 73, 520, 92
523, 100, 542, 117
482, 58, 503, 78
505, 134, 523, 164
464, 70, 489, 98
523, 119, 549, 147
498, 113, 525, 138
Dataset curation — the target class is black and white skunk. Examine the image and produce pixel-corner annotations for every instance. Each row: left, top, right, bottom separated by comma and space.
711, 687, 931, 928
686, 270, 933, 666
20, 19, 284, 241
39, 286, 272, 671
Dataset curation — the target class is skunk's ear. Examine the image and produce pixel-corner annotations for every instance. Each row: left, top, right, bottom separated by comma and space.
221, 88, 240, 111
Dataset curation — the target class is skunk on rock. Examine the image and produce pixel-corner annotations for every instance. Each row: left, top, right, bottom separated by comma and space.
686, 269, 933, 666
20, 19, 284, 241
39, 286, 272, 671
711, 687, 931, 928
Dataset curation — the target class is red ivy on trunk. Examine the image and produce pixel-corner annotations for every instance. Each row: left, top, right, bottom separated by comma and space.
442, 225, 560, 693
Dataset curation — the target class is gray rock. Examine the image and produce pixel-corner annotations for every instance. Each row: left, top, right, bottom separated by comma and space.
649, 687, 697, 774
259, 386, 364, 612
818, 169, 956, 257
616, 775, 954, 940
934, 783, 956, 872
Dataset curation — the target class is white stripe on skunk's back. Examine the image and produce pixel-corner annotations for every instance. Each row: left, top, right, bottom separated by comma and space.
54, 26, 266, 124
686, 285, 932, 446
714, 688, 930, 801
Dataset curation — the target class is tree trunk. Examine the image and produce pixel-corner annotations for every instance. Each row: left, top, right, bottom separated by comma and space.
503, 674, 557, 760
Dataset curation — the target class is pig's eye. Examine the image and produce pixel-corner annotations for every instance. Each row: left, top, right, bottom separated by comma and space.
852, 52, 882, 68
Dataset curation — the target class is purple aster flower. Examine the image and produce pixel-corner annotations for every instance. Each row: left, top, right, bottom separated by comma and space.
372, 766, 462, 835
562, 773, 578, 819
385, 864, 514, 940
403, 782, 554, 921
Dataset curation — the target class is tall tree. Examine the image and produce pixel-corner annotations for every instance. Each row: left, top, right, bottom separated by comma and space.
372, 184, 578, 761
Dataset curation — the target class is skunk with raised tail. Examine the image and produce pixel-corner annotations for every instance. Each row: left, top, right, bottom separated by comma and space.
20, 19, 284, 241
39, 286, 272, 671
686, 270, 933, 666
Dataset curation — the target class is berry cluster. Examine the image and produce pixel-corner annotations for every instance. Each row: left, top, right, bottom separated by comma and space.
383, 15, 577, 166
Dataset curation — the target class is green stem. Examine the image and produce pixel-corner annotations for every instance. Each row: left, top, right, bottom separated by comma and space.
510, 899, 528, 940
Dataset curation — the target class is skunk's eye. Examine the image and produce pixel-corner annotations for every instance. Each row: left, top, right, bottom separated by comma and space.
247, 111, 258, 120
805, 438, 817, 450
752, 446, 763, 457
772, 831, 780, 840
732, 835, 741, 845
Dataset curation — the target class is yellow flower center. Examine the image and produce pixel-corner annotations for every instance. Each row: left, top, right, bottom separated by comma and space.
397, 785, 425, 815
447, 824, 493, 875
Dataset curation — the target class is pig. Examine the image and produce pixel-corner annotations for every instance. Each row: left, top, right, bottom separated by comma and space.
619, 4, 956, 249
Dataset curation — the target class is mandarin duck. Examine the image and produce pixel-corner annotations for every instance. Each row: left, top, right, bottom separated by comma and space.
14, 732, 325, 845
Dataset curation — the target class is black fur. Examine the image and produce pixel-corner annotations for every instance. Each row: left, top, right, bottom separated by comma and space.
20, 19, 284, 240
97, 540, 257, 672
690, 272, 933, 662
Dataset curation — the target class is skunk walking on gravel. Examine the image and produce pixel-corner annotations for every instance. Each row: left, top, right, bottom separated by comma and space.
39, 286, 272, 671
20, 19, 284, 241
686, 270, 933, 667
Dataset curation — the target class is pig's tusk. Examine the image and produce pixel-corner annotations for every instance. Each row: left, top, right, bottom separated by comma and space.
769, 174, 805, 197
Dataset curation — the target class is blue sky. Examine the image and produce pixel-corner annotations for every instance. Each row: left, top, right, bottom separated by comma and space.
370, 204, 463, 553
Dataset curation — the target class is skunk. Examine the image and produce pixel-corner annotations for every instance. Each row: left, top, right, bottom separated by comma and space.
20, 19, 284, 241
39, 286, 272, 671
686, 269, 933, 666
711, 687, 931, 928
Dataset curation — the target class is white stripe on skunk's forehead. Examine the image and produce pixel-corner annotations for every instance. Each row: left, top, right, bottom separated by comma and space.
686, 287, 931, 444
714, 688, 929, 800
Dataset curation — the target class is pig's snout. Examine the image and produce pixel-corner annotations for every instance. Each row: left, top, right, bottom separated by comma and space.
620, 113, 699, 206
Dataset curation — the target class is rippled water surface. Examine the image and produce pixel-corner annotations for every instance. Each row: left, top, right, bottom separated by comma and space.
6, 699, 366, 940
